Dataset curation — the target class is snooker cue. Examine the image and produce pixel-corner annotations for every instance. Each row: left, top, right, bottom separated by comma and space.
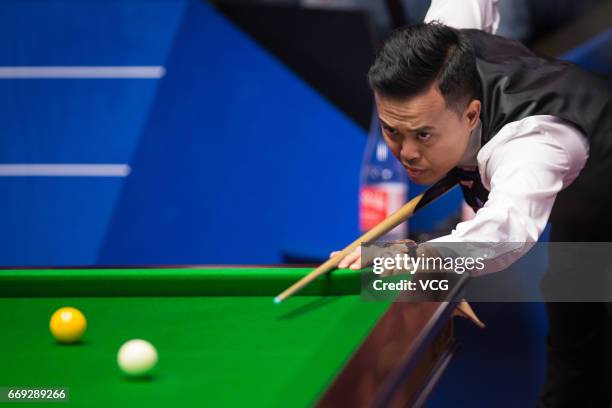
274, 176, 459, 304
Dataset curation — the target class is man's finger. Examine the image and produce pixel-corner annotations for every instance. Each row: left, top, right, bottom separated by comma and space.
338, 248, 361, 269
453, 300, 486, 328
345, 250, 361, 269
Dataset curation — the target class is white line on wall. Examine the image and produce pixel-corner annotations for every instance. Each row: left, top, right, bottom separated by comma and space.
0, 66, 165, 79
0, 164, 132, 177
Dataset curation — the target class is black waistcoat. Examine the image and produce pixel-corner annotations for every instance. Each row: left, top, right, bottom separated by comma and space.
455, 29, 612, 233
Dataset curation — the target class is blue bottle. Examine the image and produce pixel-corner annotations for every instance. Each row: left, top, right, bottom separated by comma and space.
359, 108, 409, 241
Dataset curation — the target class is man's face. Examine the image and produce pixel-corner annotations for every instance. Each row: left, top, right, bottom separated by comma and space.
375, 85, 480, 184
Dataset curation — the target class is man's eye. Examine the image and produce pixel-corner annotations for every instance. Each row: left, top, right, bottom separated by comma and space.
416, 132, 431, 141
383, 127, 397, 136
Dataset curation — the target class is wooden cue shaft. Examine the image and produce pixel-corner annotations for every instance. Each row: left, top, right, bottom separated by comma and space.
274, 176, 459, 303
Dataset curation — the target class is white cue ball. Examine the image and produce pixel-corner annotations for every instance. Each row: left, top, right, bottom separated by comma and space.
117, 339, 158, 376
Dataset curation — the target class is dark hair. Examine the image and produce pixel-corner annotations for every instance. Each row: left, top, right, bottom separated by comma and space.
368, 22, 481, 113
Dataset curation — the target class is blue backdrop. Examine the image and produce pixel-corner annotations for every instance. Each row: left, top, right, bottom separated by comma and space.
0, 1, 609, 268
0, 1, 374, 266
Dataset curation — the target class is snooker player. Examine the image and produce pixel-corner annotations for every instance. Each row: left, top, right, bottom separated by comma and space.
331, 0, 612, 406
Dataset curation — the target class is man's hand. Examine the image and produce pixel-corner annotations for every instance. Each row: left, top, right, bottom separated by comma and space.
454, 301, 486, 328
330, 247, 362, 270
329, 239, 418, 271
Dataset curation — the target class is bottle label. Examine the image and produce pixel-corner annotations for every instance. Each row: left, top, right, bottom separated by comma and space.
359, 183, 408, 237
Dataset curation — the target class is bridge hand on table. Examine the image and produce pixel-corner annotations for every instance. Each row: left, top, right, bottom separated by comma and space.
330, 239, 417, 272
330, 243, 485, 329
330, 247, 362, 270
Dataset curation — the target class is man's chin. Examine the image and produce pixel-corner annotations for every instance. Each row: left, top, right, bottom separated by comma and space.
408, 172, 442, 185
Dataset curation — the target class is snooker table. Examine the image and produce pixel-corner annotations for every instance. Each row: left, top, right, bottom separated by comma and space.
0, 266, 465, 407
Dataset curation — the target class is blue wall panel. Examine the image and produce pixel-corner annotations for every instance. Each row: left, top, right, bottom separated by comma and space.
98, 2, 366, 264
0, 1, 186, 265
0, 80, 159, 163
0, 179, 124, 265
563, 28, 612, 75
0, 1, 185, 66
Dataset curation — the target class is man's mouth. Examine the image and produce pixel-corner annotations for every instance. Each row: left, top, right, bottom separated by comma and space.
405, 166, 426, 177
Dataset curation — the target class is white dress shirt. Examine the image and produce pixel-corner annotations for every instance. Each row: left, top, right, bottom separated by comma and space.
425, 0, 500, 34
423, 0, 590, 275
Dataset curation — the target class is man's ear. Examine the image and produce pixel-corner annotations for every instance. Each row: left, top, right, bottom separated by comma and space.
466, 99, 481, 130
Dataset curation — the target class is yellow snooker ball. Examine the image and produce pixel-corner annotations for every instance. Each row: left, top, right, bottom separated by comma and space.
49, 307, 87, 344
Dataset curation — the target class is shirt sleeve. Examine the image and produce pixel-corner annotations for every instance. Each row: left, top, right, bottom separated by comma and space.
430, 116, 589, 275
424, 0, 500, 34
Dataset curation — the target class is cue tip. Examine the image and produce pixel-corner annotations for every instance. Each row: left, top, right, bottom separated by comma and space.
273, 297, 282, 304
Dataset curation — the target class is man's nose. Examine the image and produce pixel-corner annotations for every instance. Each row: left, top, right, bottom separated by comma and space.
400, 139, 421, 163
